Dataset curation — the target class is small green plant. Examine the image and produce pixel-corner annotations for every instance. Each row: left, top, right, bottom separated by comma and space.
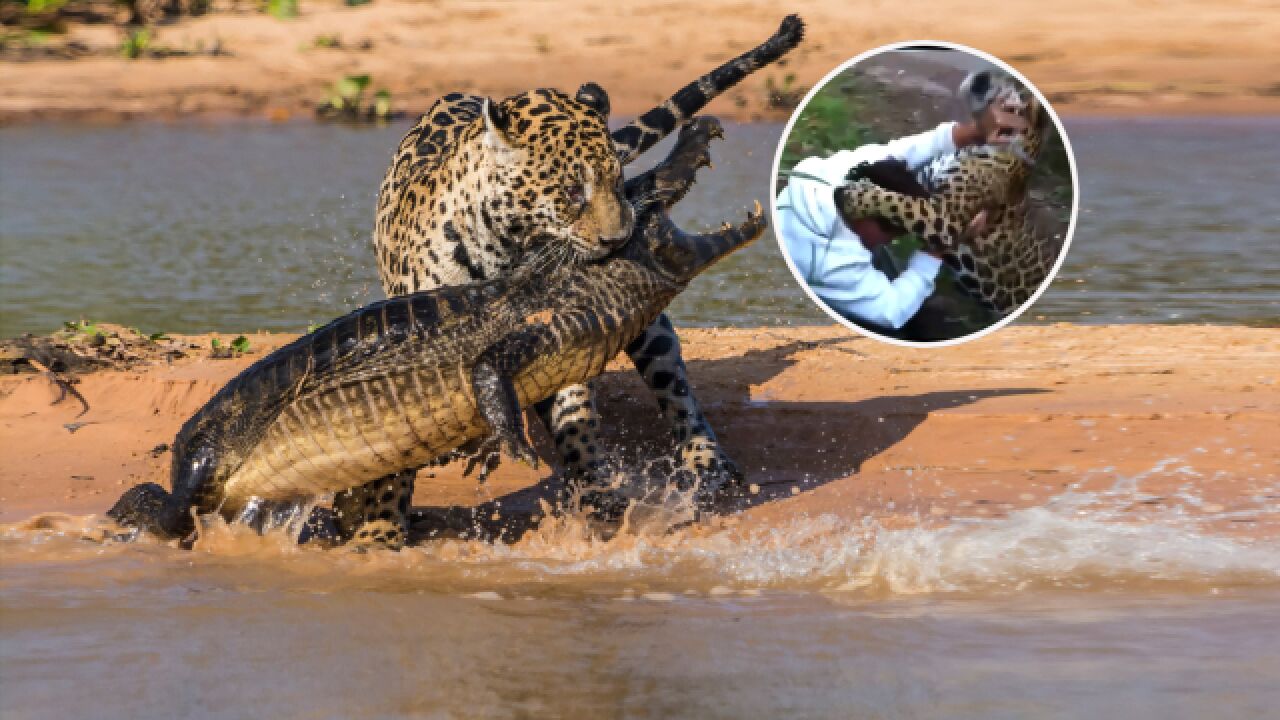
267, 0, 298, 20
148, 331, 170, 343
343, 0, 372, 6
306, 322, 321, 333
25, 0, 69, 14
62, 320, 102, 338
373, 88, 391, 120
211, 335, 251, 355
312, 33, 340, 49
120, 27, 150, 59
329, 73, 371, 112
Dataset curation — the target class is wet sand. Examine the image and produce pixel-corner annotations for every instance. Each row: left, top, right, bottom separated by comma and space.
2, 324, 1276, 540
2, 0, 1278, 124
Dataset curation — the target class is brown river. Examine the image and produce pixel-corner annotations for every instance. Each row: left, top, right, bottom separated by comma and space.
3, 468, 1279, 719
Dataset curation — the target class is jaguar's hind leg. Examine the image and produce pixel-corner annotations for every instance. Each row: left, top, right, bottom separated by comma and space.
332, 470, 413, 550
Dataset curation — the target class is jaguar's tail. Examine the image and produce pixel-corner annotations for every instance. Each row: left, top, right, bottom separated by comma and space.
610, 14, 805, 166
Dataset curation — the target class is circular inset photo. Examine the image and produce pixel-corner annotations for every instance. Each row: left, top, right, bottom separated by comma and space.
771, 42, 1077, 345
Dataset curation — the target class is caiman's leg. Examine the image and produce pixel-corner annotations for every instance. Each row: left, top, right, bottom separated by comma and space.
623, 117, 722, 211
834, 178, 964, 250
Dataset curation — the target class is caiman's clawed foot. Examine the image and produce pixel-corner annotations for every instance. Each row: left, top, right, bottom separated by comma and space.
624, 116, 725, 211
463, 431, 539, 484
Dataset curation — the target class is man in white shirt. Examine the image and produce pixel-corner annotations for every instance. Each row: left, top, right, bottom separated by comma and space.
776, 105, 1024, 330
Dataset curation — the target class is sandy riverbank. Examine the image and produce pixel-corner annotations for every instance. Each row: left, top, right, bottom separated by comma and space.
2, 0, 1278, 125
1, 324, 1276, 541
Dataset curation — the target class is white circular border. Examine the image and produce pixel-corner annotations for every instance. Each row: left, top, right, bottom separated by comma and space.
769, 40, 1081, 348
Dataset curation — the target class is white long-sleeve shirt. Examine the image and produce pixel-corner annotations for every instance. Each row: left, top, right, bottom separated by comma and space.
776, 122, 959, 329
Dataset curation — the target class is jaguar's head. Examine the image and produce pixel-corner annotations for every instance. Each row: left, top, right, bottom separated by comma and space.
480, 84, 633, 264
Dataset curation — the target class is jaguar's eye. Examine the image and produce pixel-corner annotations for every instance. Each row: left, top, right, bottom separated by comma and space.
566, 183, 586, 207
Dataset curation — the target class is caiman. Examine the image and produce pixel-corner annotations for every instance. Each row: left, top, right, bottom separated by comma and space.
107, 118, 762, 542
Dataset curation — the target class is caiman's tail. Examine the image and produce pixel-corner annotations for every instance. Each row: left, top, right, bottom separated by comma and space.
655, 200, 767, 284
610, 14, 805, 165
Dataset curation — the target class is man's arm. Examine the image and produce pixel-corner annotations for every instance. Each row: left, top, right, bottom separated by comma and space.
776, 184, 941, 329
877, 102, 1030, 171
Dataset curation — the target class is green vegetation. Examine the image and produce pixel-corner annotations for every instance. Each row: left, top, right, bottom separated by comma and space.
210, 335, 252, 356
266, 0, 297, 20
332, 73, 371, 109
373, 88, 391, 120
316, 73, 394, 123
25, 0, 70, 14
61, 320, 103, 339
311, 33, 340, 49
120, 27, 149, 58
778, 73, 878, 181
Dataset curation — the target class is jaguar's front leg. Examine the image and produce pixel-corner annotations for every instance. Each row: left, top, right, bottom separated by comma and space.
627, 313, 742, 508
834, 178, 962, 251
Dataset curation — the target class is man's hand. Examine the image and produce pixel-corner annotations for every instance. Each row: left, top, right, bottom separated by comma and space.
953, 98, 1029, 148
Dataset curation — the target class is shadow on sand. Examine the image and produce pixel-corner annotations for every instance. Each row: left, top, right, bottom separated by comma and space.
404, 339, 1047, 544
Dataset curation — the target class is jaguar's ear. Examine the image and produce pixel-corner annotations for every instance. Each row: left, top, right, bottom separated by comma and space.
574, 82, 611, 118
482, 97, 514, 151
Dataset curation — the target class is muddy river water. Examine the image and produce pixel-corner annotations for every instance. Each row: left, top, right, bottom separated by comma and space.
4, 473, 1280, 718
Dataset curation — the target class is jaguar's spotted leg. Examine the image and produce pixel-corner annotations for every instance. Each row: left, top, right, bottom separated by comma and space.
537, 385, 633, 516
834, 178, 966, 251
332, 469, 413, 550
626, 313, 742, 507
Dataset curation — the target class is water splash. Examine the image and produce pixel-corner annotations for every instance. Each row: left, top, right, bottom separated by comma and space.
4, 459, 1277, 597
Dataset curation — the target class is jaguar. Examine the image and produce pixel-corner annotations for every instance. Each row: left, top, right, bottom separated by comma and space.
334, 15, 806, 547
